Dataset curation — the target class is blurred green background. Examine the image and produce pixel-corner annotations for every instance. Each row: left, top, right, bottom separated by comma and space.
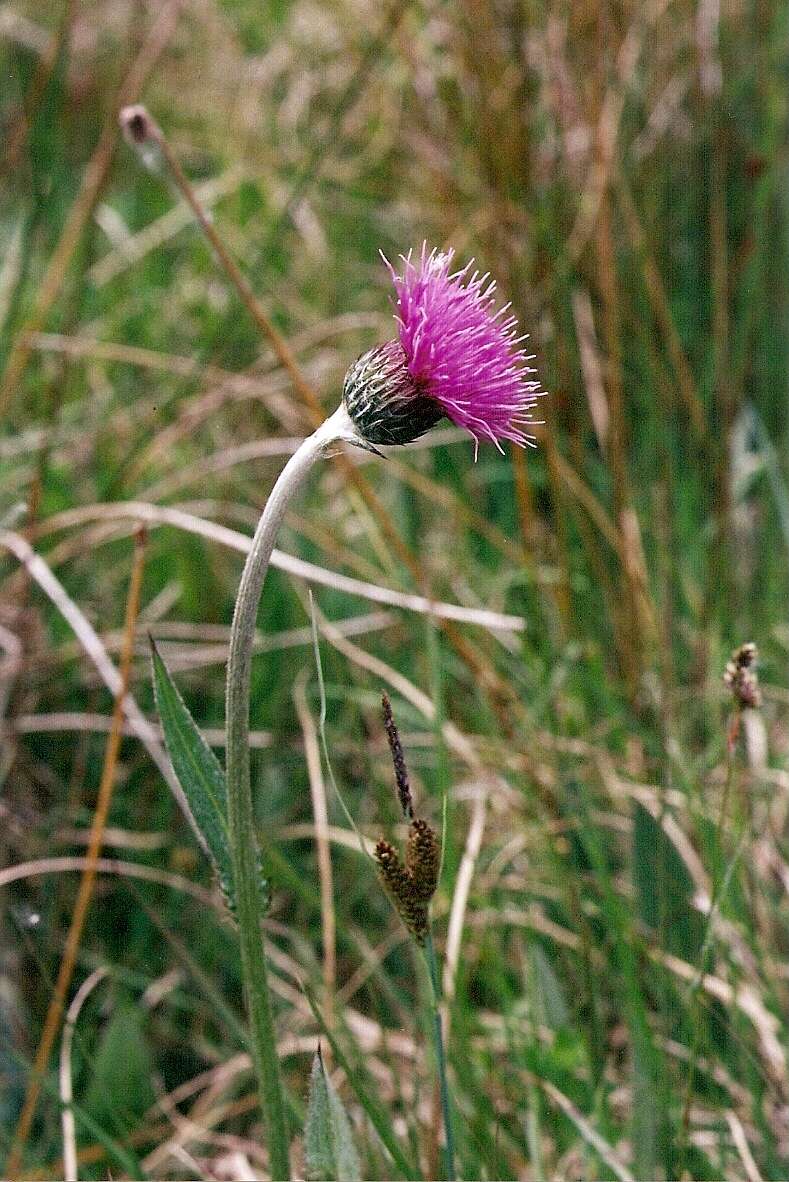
1, 0, 789, 1178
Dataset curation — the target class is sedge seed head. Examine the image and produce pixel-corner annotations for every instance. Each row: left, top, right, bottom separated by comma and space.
381, 693, 413, 818
405, 818, 440, 904
374, 838, 430, 943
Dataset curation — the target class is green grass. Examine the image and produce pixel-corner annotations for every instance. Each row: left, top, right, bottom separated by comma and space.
1, 1, 788, 1178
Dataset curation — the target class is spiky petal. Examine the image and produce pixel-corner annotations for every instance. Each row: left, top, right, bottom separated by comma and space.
385, 244, 544, 451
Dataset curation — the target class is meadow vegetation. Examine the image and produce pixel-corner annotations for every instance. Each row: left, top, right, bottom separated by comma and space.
1, 0, 788, 1178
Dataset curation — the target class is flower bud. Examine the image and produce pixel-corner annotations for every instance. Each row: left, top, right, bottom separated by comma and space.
342, 340, 444, 446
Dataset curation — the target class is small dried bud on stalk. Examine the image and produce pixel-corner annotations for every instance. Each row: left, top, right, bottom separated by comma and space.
119, 104, 153, 145
724, 642, 762, 710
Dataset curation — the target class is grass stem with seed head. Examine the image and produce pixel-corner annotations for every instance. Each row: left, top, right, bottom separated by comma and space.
376, 694, 454, 1177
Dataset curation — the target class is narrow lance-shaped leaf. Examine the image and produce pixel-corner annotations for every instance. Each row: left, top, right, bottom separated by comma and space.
305, 1046, 362, 1182
302, 982, 419, 1179
150, 638, 236, 904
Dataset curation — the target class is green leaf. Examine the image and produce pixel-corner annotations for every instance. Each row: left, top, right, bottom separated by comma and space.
529, 942, 570, 1031
302, 983, 419, 1179
305, 1046, 362, 1182
632, 801, 703, 961
84, 1002, 156, 1128
150, 638, 234, 896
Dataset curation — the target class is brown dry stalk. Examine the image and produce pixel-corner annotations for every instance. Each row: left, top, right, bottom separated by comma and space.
5, 528, 147, 1179
595, 179, 655, 693
709, 108, 734, 622
536, 318, 576, 630
0, 0, 186, 419
120, 106, 324, 428
510, 444, 536, 548
509, 443, 571, 635
542, 432, 574, 630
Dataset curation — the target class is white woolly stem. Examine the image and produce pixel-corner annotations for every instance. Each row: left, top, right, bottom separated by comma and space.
223, 403, 360, 1180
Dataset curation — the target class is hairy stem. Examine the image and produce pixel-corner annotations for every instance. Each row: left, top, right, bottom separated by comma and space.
424, 926, 456, 1180
224, 405, 357, 1181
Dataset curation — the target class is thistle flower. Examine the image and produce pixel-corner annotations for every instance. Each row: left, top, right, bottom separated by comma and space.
343, 244, 544, 452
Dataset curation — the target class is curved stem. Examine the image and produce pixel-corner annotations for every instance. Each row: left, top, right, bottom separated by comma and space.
224, 405, 355, 1181
424, 926, 456, 1180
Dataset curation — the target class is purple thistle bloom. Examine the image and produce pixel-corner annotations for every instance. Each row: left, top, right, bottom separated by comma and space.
343, 244, 544, 452
388, 245, 543, 450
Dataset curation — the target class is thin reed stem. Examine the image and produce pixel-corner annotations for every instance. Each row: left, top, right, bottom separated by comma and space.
678, 711, 745, 1169
423, 927, 456, 1181
1, 0, 76, 179
60, 967, 108, 1182
293, 669, 336, 1023
223, 406, 357, 1181
118, 104, 325, 426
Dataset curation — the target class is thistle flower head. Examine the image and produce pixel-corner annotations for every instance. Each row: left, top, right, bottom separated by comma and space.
343, 244, 544, 452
